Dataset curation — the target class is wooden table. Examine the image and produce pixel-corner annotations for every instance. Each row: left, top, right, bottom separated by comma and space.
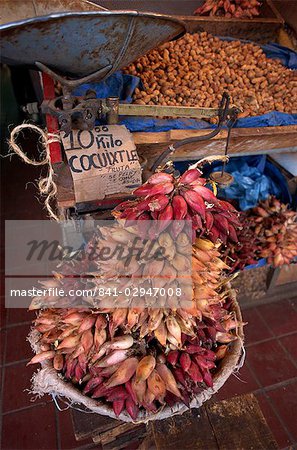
70, 393, 278, 449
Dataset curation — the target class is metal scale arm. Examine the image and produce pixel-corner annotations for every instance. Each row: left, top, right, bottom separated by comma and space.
150, 93, 239, 173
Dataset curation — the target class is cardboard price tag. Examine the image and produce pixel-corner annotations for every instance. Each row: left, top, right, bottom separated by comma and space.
61, 125, 142, 203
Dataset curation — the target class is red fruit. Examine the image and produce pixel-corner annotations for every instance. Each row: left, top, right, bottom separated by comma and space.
99, 364, 120, 377
172, 368, 187, 387
200, 349, 216, 361
183, 190, 206, 220
181, 333, 188, 345
106, 386, 129, 402
217, 199, 238, 214
133, 182, 174, 197
185, 344, 204, 354
135, 197, 153, 212
227, 214, 242, 228
92, 384, 111, 399
209, 226, 219, 243
65, 360, 76, 379
78, 353, 87, 373
228, 224, 239, 243
148, 194, 170, 212
192, 214, 203, 230
164, 391, 179, 407
172, 195, 188, 220
125, 380, 138, 404
119, 207, 138, 219
189, 178, 207, 187
193, 355, 215, 370
143, 402, 157, 412
151, 210, 159, 220
74, 363, 84, 381
113, 398, 125, 417
205, 211, 214, 231
188, 362, 203, 383
179, 353, 191, 372
171, 220, 184, 238
157, 204, 174, 233
114, 200, 139, 211
83, 376, 103, 395
125, 397, 139, 420
213, 214, 229, 234
180, 389, 191, 407
137, 214, 151, 239
219, 232, 227, 245
201, 368, 213, 388
138, 211, 151, 220
89, 366, 102, 376
179, 168, 202, 184
196, 329, 206, 342
167, 350, 179, 366
205, 326, 217, 342
191, 185, 218, 204
147, 172, 173, 185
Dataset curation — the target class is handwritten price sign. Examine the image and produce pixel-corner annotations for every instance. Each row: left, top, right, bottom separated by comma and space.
61, 126, 142, 203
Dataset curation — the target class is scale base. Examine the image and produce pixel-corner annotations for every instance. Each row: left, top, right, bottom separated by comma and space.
209, 171, 234, 188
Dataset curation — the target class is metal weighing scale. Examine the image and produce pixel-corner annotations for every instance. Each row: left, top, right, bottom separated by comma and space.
1, 10, 239, 218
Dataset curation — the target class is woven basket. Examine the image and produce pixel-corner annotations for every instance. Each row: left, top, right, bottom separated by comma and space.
29, 288, 244, 424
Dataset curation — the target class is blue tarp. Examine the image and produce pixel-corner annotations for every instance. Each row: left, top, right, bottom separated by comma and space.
74, 41, 297, 132
175, 155, 292, 210
245, 258, 267, 270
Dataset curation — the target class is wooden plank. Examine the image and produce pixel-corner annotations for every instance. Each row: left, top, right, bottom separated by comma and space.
134, 129, 225, 145
136, 126, 297, 168
150, 408, 219, 450
93, 423, 146, 447
134, 125, 297, 145
53, 162, 76, 209
71, 408, 121, 441
71, 407, 145, 448
206, 394, 278, 450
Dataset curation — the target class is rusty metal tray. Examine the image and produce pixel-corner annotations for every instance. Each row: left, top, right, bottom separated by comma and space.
0, 11, 185, 79
0, 0, 106, 25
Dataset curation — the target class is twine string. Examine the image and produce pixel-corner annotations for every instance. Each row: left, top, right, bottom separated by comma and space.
8, 123, 60, 221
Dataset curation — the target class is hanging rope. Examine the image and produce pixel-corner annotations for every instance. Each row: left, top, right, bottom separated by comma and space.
8, 123, 60, 221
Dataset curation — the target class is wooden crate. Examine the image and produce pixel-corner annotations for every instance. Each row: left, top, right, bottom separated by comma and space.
233, 264, 297, 309
94, 0, 284, 43
273, 0, 297, 34
54, 124, 297, 212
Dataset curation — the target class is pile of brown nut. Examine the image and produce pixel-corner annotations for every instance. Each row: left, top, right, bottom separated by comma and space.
123, 32, 296, 118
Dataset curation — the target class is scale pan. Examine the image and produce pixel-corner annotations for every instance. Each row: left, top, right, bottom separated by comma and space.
0, 11, 185, 79
0, 0, 107, 25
